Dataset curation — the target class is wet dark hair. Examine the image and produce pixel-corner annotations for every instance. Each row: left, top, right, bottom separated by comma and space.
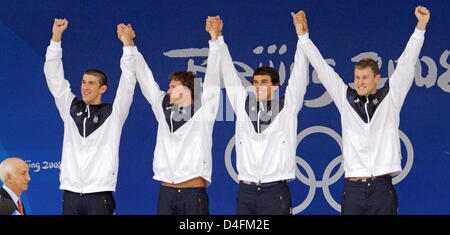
84, 69, 107, 87
253, 66, 280, 85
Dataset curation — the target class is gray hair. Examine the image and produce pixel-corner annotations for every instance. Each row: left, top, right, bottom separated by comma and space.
0, 158, 20, 183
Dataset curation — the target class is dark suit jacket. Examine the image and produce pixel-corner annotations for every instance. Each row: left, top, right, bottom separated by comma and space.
0, 187, 26, 215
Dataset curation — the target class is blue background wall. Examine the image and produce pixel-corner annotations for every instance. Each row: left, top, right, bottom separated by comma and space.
0, 0, 448, 214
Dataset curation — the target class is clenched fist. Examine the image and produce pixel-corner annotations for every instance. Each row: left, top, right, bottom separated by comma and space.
415, 6, 430, 31
52, 18, 68, 42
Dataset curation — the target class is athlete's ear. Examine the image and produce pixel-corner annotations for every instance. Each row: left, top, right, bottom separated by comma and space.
100, 85, 107, 94
374, 74, 381, 84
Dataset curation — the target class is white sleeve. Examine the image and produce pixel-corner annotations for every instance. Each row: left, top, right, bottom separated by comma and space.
134, 48, 166, 109
298, 33, 348, 113
43, 40, 76, 121
112, 46, 137, 124
388, 29, 425, 110
200, 37, 222, 122
219, 37, 248, 116
284, 37, 309, 113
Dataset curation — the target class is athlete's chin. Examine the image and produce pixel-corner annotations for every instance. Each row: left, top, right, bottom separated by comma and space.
356, 89, 368, 96
82, 97, 93, 104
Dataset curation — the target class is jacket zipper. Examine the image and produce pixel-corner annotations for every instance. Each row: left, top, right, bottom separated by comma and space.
169, 109, 175, 183
257, 101, 265, 134
257, 110, 261, 134
83, 104, 90, 138
364, 96, 374, 176
169, 110, 175, 133
80, 104, 91, 194
364, 96, 371, 123
257, 101, 264, 184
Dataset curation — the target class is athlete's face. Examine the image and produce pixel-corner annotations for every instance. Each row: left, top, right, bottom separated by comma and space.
167, 80, 191, 105
253, 75, 279, 101
81, 74, 106, 105
354, 67, 380, 96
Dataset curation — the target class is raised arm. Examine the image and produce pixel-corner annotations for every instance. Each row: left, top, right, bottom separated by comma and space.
283, 12, 310, 113
200, 16, 223, 122
112, 24, 137, 124
133, 31, 165, 109
217, 19, 248, 115
389, 6, 429, 110
294, 11, 348, 113
43, 18, 76, 121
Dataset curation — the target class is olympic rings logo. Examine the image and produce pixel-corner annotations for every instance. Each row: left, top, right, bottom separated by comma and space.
224, 126, 414, 214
